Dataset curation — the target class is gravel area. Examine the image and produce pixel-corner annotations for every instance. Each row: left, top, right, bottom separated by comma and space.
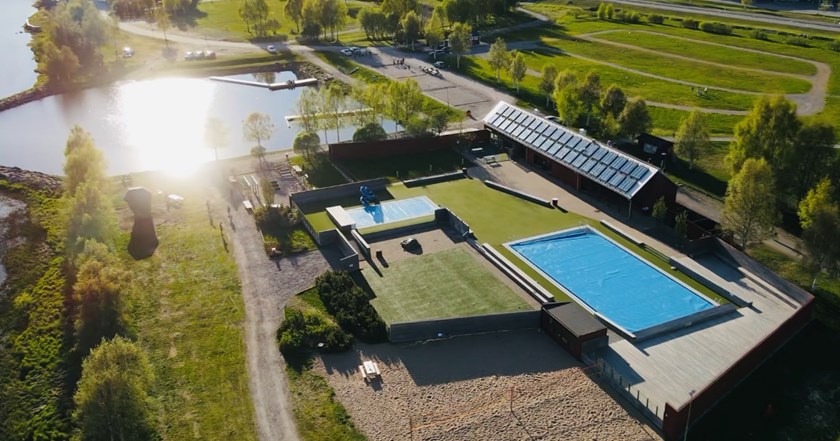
315, 330, 660, 441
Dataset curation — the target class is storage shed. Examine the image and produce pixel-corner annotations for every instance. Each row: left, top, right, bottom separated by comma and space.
541, 302, 608, 360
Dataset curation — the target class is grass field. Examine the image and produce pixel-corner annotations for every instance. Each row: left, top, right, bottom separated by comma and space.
362, 248, 531, 323
121, 173, 256, 441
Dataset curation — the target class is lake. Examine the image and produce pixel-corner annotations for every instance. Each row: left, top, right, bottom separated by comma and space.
0, 0, 38, 99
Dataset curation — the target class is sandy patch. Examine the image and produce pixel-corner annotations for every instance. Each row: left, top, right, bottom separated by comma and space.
315, 330, 659, 441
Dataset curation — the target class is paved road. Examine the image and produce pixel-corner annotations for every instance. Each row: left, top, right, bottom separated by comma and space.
608, 0, 840, 33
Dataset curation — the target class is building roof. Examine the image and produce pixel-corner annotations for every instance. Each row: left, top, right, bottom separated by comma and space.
482, 102, 658, 199
544, 302, 607, 338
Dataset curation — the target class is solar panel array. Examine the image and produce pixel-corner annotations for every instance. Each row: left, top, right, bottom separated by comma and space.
483, 102, 656, 199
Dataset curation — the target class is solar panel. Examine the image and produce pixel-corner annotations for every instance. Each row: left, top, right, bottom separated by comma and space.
611, 156, 627, 170
571, 138, 587, 152
536, 122, 548, 133
489, 115, 504, 126
619, 179, 636, 193
511, 125, 526, 137
499, 119, 513, 131
584, 160, 601, 174
539, 140, 554, 152
572, 154, 587, 168
599, 167, 616, 182
621, 161, 637, 174
502, 106, 515, 117
509, 109, 521, 120
602, 151, 617, 164
528, 119, 541, 129
563, 150, 579, 164
542, 127, 557, 139
526, 131, 540, 144
591, 146, 607, 161
533, 136, 547, 148
516, 113, 529, 124
558, 131, 573, 144
631, 166, 649, 180
556, 146, 571, 160
609, 173, 626, 187
550, 129, 564, 141
518, 129, 533, 141
547, 142, 563, 156
584, 142, 599, 156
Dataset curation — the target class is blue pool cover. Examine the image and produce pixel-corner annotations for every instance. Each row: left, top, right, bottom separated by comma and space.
346, 196, 438, 229
510, 229, 714, 333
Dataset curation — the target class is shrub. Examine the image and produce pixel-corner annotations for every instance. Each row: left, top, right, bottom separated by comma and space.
254, 204, 299, 230
352, 122, 388, 142
315, 271, 387, 342
681, 18, 699, 29
699, 21, 732, 35
277, 308, 353, 357
750, 29, 769, 40
786, 37, 810, 47
616, 11, 641, 23
648, 14, 664, 24
301, 22, 321, 40
828, 40, 840, 52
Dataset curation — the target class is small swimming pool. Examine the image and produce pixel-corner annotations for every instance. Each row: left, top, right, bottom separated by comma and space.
508, 227, 716, 334
345, 196, 438, 229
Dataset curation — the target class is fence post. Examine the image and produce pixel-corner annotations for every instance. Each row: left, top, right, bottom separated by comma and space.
409, 416, 414, 441
509, 386, 514, 414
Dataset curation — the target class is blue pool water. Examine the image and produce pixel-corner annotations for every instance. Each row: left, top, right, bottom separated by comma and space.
346, 196, 438, 229
509, 228, 715, 333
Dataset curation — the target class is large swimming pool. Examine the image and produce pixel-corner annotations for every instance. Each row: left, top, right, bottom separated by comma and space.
345, 196, 438, 229
508, 227, 716, 333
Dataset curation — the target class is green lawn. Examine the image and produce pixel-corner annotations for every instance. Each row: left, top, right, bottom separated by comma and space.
291, 153, 348, 189
594, 30, 816, 76
646, 106, 744, 137
122, 174, 256, 441
337, 148, 470, 182
363, 248, 531, 323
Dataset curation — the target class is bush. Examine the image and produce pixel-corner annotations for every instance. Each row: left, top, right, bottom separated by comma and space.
254, 204, 299, 230
301, 22, 321, 40
750, 29, 769, 40
648, 14, 664, 24
315, 271, 387, 342
277, 308, 353, 357
700, 21, 732, 35
828, 40, 840, 52
615, 11, 641, 23
352, 122, 388, 142
681, 18, 699, 29
786, 37, 810, 47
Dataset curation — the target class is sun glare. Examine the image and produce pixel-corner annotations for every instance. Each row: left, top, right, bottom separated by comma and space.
113, 78, 216, 177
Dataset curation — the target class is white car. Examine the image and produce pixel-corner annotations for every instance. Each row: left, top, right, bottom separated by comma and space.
433, 61, 445, 68
122, 47, 134, 58
267, 45, 277, 54
340, 48, 353, 56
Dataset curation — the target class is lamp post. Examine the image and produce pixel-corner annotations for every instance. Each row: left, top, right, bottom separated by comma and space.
683, 389, 696, 441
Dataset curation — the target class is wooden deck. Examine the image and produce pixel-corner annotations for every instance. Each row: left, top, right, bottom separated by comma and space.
592, 253, 802, 420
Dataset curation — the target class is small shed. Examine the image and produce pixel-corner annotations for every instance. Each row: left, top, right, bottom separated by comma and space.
637, 133, 674, 158
541, 302, 608, 360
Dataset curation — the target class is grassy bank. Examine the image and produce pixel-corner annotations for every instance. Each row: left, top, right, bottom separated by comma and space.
120, 173, 256, 440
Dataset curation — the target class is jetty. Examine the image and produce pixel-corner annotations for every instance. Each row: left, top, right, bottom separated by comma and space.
209, 76, 319, 91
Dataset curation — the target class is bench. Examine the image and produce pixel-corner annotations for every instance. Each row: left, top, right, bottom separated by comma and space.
242, 200, 254, 212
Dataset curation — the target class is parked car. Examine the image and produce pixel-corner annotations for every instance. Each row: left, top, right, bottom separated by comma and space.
433, 61, 445, 68
400, 237, 421, 251
203, 50, 216, 59
184, 51, 194, 60
122, 47, 134, 58
267, 45, 277, 54
340, 48, 353, 56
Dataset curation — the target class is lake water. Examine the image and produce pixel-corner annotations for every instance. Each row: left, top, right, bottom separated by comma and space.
0, 0, 38, 99
0, 72, 374, 176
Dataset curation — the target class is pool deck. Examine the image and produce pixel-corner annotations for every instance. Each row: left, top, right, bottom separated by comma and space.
592, 253, 803, 418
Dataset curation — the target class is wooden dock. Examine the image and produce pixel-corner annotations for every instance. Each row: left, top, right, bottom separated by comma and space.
209, 76, 318, 91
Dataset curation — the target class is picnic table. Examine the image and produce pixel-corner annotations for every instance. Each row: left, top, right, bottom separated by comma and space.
359, 360, 381, 381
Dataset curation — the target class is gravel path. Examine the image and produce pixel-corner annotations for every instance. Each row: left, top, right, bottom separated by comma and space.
218, 179, 337, 441
315, 330, 660, 441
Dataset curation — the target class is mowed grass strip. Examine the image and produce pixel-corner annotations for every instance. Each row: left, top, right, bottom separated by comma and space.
593, 30, 816, 76
123, 176, 256, 441
364, 248, 530, 323
542, 38, 811, 94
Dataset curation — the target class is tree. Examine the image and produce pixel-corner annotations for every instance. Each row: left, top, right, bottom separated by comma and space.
204, 118, 228, 162
443, 0, 471, 24
296, 87, 322, 133
600, 84, 626, 118
674, 110, 710, 170
155, 6, 172, 48
74, 240, 128, 355
425, 6, 446, 47
652, 196, 668, 223
726, 96, 800, 174
488, 38, 510, 82
285, 0, 304, 32
242, 112, 275, 149
324, 82, 347, 142
539, 65, 558, 107
381, 0, 418, 17
428, 108, 452, 135
801, 204, 840, 288
509, 51, 526, 92
317, 0, 348, 40
798, 178, 835, 229
618, 99, 651, 138
401, 11, 421, 50
554, 83, 583, 126
39, 40, 80, 86
353, 122, 388, 142
239, 0, 273, 37
73, 337, 157, 441
675, 210, 689, 244
293, 131, 321, 161
356, 83, 389, 125
578, 72, 601, 127
64, 125, 106, 195
449, 22, 472, 68
387, 79, 424, 132
554, 69, 577, 91
787, 121, 836, 200
45, 0, 112, 70
722, 158, 778, 249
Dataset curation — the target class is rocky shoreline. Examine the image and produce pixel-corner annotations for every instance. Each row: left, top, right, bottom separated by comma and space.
0, 165, 61, 193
